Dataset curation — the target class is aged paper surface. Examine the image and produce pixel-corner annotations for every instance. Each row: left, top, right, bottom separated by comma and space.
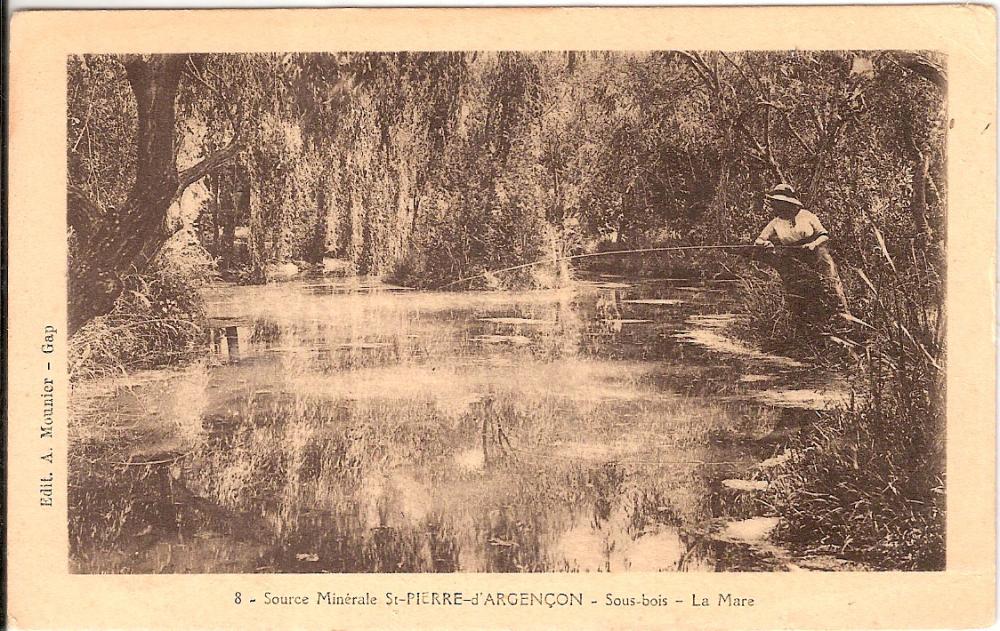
7, 6, 997, 629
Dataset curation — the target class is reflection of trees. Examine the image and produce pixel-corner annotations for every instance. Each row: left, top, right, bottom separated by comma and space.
249, 320, 282, 344
177, 395, 467, 572
548, 290, 585, 357
594, 291, 625, 335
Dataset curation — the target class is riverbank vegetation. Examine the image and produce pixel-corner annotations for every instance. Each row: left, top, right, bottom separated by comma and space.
68, 50, 946, 569
752, 226, 945, 569
68, 229, 215, 380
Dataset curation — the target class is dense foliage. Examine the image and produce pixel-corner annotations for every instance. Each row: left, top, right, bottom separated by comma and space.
68, 50, 946, 568
68, 51, 944, 286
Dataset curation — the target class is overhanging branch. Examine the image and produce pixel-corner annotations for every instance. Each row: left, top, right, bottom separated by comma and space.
175, 135, 242, 200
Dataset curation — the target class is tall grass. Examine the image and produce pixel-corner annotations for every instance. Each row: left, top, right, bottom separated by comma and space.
743, 227, 945, 570
69, 229, 215, 380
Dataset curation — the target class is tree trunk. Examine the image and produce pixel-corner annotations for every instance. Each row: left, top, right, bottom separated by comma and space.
68, 54, 240, 333
359, 204, 375, 275
310, 186, 328, 264
901, 100, 934, 246
247, 180, 267, 283
910, 150, 932, 243
213, 174, 224, 257
69, 56, 185, 331
218, 191, 238, 272
708, 161, 731, 244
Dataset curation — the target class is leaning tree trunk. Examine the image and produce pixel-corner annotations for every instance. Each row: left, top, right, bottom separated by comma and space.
68, 54, 239, 333
894, 51, 946, 248
901, 99, 937, 249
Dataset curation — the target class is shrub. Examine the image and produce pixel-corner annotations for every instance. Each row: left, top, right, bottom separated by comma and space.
69, 229, 215, 380
385, 250, 424, 287
735, 271, 797, 347
767, 390, 945, 570
746, 229, 945, 569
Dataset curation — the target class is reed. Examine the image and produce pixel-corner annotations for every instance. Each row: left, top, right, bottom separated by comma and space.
745, 225, 945, 570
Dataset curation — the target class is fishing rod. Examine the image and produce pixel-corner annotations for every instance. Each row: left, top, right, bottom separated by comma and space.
437, 243, 795, 289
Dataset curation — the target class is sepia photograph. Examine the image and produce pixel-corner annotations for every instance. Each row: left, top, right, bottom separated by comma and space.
64, 48, 948, 575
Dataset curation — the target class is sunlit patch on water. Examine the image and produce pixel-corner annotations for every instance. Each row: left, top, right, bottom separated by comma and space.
471, 334, 532, 346
675, 314, 806, 369
718, 517, 781, 543
336, 342, 393, 350
601, 318, 652, 325
551, 441, 614, 462
587, 282, 632, 289
453, 447, 486, 472
552, 522, 610, 571
624, 530, 690, 571
751, 387, 852, 410
721, 479, 769, 492
70, 274, 846, 574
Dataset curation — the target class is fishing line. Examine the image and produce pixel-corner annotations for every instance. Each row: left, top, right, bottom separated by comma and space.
436, 243, 796, 289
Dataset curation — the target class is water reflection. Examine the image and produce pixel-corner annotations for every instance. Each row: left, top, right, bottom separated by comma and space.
69, 275, 837, 573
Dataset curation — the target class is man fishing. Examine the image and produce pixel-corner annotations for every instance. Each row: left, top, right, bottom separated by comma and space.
753, 184, 850, 321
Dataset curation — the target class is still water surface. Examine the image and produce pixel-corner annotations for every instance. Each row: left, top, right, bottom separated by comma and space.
69, 274, 842, 573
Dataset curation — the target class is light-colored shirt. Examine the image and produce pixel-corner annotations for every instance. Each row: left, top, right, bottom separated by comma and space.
757, 209, 829, 246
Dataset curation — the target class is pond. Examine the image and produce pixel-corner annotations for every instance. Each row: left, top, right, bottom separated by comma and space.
69, 273, 848, 573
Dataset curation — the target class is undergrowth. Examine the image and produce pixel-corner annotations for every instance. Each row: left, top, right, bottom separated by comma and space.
766, 394, 945, 570
69, 229, 215, 380
740, 236, 945, 570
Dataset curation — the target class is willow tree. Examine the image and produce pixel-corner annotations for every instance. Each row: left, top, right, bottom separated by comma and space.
68, 54, 240, 332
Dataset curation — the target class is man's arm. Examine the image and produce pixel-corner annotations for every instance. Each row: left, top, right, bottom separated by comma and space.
802, 212, 830, 250
803, 234, 830, 250
754, 219, 776, 248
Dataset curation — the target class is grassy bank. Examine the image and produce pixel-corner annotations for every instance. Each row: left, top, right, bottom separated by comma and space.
738, 247, 945, 570
69, 230, 215, 380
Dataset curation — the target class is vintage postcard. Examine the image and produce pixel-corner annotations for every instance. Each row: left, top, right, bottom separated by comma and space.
6, 6, 997, 629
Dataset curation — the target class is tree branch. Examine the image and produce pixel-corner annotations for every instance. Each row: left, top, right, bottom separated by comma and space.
732, 106, 787, 182
677, 51, 717, 95
810, 104, 826, 136
719, 51, 761, 92
808, 116, 849, 198
891, 52, 947, 90
175, 135, 242, 200
757, 100, 815, 154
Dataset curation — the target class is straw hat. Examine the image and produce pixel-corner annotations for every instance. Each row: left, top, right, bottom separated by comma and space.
765, 183, 803, 207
